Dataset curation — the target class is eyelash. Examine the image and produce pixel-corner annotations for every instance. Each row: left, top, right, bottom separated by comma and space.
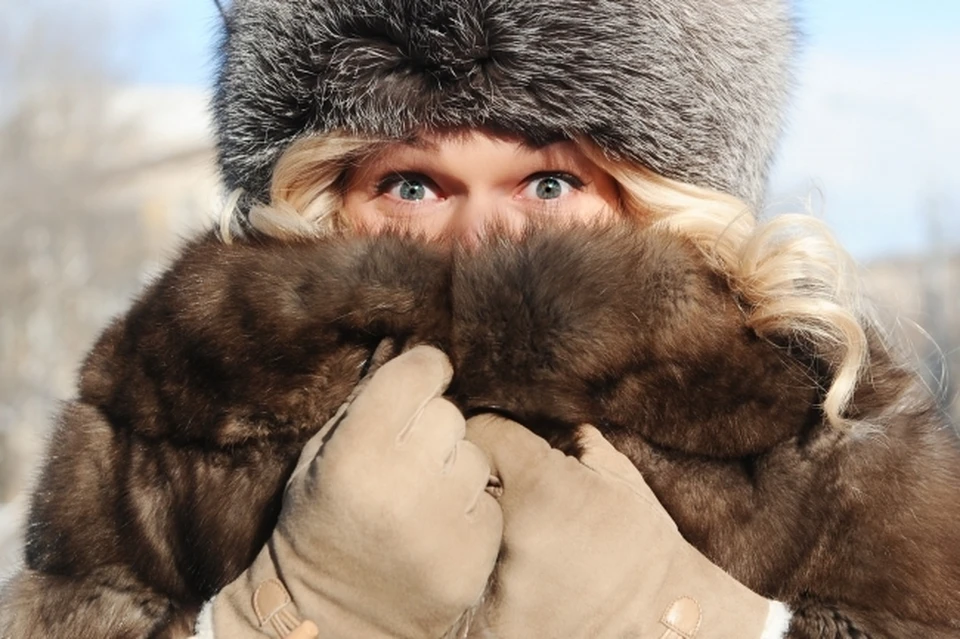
374, 171, 587, 197
525, 171, 586, 191
375, 172, 440, 197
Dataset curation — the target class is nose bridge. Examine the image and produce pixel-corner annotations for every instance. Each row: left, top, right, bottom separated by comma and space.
450, 190, 502, 241
449, 188, 526, 244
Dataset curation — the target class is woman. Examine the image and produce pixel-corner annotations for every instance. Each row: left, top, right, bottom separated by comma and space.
197, 132, 794, 637
195, 0, 902, 637
4, 0, 957, 637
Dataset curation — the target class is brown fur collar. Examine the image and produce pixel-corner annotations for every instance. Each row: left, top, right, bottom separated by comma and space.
4, 224, 960, 638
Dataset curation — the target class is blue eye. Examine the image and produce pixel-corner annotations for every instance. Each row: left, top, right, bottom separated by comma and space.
379, 174, 440, 202
535, 177, 564, 200
398, 180, 426, 201
522, 173, 584, 200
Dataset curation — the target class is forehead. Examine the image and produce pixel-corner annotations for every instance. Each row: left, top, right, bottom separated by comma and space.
409, 128, 566, 149
362, 130, 595, 170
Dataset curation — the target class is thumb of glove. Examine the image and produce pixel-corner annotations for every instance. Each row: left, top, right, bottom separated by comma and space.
576, 425, 675, 527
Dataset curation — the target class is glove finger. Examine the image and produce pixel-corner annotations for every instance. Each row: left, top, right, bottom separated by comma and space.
465, 414, 555, 492
443, 443, 503, 592
287, 339, 398, 485
333, 337, 399, 411
577, 425, 669, 517
342, 344, 454, 450
447, 440, 500, 515
425, 491, 502, 614
445, 442, 503, 573
398, 397, 466, 470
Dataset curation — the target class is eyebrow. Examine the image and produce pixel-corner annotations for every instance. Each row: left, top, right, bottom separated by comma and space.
404, 130, 571, 152
353, 134, 596, 185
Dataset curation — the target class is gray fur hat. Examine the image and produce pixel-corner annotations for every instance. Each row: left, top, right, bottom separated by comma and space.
214, 0, 795, 210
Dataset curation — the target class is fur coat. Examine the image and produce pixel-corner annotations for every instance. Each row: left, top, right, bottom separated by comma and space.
2, 224, 960, 638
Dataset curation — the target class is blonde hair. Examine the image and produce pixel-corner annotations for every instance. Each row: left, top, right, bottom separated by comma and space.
221, 136, 380, 239
222, 132, 883, 430
587, 149, 872, 429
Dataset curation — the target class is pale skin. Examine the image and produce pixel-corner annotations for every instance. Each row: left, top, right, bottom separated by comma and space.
341, 131, 622, 240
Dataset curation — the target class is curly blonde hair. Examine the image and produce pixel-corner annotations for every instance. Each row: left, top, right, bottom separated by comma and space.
220, 132, 882, 430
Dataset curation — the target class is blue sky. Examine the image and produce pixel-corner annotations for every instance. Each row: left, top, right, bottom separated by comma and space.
106, 0, 225, 86
772, 1, 960, 258
70, 1, 960, 260
110, 1, 960, 85
800, 0, 960, 52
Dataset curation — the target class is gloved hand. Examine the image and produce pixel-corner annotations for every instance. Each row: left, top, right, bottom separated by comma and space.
209, 346, 503, 639
466, 415, 788, 639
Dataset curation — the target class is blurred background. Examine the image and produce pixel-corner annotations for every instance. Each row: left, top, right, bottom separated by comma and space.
0, 0, 957, 579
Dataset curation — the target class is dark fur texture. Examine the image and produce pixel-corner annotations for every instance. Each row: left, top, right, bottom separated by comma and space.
3, 225, 960, 638
214, 0, 795, 210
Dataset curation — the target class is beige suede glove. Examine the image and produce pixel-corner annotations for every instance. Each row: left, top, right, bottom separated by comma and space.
466, 415, 784, 639
210, 346, 503, 639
